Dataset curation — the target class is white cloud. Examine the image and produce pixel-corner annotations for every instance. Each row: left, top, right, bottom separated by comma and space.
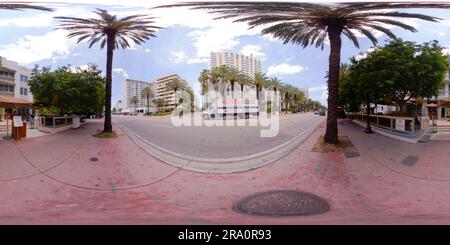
170, 50, 187, 64
186, 20, 262, 62
240, 44, 266, 60
187, 57, 209, 64
0, 30, 75, 65
310, 84, 328, 92
145, 49, 150, 53
443, 45, 450, 55
113, 68, 129, 79
354, 47, 377, 61
267, 63, 308, 76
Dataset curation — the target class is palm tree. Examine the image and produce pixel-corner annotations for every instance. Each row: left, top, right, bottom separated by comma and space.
253, 72, 267, 101
224, 66, 241, 98
55, 9, 161, 133
155, 2, 450, 144
237, 74, 252, 99
153, 98, 167, 113
199, 69, 210, 109
166, 78, 186, 109
130, 96, 139, 115
141, 86, 154, 115
265, 77, 283, 113
0, 3, 52, 11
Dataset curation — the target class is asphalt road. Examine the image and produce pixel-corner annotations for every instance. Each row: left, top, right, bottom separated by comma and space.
113, 113, 325, 158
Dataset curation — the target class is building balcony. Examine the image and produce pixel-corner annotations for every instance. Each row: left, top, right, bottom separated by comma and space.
0, 76, 16, 85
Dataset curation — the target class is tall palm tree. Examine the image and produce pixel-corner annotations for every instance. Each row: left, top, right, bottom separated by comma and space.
199, 69, 210, 109
155, 2, 450, 144
141, 86, 154, 115
55, 9, 161, 133
264, 77, 283, 114
130, 96, 139, 115
224, 66, 241, 98
236, 73, 252, 99
253, 72, 267, 101
166, 78, 185, 109
0, 3, 52, 11
209, 66, 223, 94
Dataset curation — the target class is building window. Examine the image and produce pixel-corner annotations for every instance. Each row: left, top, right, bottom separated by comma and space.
20, 87, 28, 95
20, 75, 28, 83
0, 84, 14, 93
0, 71, 15, 78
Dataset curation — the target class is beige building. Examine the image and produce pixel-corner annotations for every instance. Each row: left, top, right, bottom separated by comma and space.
154, 74, 190, 109
210, 51, 262, 78
0, 56, 32, 115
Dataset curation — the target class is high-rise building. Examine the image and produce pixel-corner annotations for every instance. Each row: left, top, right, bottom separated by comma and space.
0, 56, 32, 115
210, 51, 262, 78
154, 74, 190, 109
122, 79, 155, 109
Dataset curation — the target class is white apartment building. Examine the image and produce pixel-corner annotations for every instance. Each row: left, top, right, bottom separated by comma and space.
154, 74, 190, 110
122, 79, 156, 109
0, 56, 32, 115
210, 51, 262, 78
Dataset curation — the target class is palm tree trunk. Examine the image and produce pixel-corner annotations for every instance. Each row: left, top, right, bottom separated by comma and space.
324, 27, 342, 144
103, 34, 114, 133
147, 96, 150, 115
365, 97, 373, 134
285, 93, 288, 114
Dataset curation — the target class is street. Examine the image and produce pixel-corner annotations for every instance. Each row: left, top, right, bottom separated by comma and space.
113, 113, 325, 158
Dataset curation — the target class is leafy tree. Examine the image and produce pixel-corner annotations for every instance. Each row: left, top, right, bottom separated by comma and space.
29, 64, 105, 116
356, 39, 447, 115
56, 9, 161, 133
157, 1, 450, 144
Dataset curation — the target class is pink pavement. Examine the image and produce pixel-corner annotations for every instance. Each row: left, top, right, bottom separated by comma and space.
0, 119, 449, 224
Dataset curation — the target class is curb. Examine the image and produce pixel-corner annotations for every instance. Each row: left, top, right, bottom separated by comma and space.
119, 118, 324, 174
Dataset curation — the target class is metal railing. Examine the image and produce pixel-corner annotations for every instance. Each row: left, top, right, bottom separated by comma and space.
347, 112, 419, 136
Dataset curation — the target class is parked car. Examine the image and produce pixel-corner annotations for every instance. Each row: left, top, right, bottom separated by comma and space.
319, 110, 326, 116
314, 110, 319, 114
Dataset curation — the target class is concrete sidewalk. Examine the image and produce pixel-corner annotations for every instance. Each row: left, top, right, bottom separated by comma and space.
0, 119, 450, 224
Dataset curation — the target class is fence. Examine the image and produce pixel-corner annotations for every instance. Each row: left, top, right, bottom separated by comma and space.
347, 112, 419, 136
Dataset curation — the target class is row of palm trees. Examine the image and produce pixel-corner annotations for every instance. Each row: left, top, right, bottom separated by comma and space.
197, 65, 322, 113
5, 2, 450, 144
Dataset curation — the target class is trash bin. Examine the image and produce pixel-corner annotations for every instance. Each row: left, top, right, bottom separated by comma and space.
72, 117, 80, 129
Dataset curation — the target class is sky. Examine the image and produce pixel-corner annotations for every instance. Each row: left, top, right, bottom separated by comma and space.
1, 0, 450, 107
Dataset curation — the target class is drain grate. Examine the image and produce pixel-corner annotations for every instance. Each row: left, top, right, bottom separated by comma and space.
401, 156, 418, 166
90, 157, 98, 162
233, 190, 329, 216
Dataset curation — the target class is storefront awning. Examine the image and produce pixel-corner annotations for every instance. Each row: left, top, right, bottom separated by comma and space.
0, 95, 33, 108
437, 97, 450, 107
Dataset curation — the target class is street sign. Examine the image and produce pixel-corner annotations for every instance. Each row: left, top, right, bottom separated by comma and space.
13, 116, 23, 127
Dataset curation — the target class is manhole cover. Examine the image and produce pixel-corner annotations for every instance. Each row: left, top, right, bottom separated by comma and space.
233, 190, 329, 216
90, 157, 98, 162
